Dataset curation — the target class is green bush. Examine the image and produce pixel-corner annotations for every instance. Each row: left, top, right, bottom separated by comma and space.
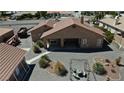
94, 25, 114, 43
42, 55, 51, 62
36, 40, 44, 48
93, 62, 106, 75
104, 30, 114, 43
39, 55, 50, 68
39, 58, 49, 68
32, 44, 41, 53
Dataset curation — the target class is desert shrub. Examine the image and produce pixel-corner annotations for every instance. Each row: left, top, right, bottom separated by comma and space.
115, 56, 122, 65
36, 40, 44, 48
105, 59, 111, 63
32, 44, 41, 53
54, 62, 68, 76
39, 58, 49, 68
42, 55, 51, 62
93, 62, 106, 75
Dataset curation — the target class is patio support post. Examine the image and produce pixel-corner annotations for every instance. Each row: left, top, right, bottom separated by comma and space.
61, 38, 64, 48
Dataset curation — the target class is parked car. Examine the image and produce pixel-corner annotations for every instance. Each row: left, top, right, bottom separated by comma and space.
6, 35, 21, 46
72, 69, 87, 80
17, 27, 28, 38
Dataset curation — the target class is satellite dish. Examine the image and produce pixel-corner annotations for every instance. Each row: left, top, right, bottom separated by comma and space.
114, 15, 120, 25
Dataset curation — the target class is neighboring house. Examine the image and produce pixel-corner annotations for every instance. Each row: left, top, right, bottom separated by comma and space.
29, 20, 56, 42
98, 17, 124, 49
30, 17, 104, 49
0, 43, 30, 81
0, 28, 14, 43
47, 11, 74, 18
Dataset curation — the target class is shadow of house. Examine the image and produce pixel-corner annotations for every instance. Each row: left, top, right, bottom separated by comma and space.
47, 43, 113, 53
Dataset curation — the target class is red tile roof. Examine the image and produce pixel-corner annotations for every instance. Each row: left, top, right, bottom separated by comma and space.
0, 43, 26, 81
29, 19, 56, 32
41, 18, 104, 38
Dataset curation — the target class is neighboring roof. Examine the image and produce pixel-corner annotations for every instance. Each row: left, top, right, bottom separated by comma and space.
29, 19, 56, 32
41, 18, 104, 38
99, 17, 124, 32
0, 28, 13, 37
0, 43, 26, 81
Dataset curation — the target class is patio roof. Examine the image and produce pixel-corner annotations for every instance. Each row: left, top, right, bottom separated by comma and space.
28, 19, 56, 32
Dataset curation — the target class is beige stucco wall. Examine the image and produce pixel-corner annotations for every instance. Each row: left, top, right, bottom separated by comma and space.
42, 25, 104, 48
31, 26, 51, 42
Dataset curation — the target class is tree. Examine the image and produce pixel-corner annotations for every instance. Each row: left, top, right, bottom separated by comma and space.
17, 13, 34, 20
104, 30, 114, 43
35, 11, 47, 19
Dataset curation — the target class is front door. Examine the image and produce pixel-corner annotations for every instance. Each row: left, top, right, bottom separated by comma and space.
49, 39, 60, 48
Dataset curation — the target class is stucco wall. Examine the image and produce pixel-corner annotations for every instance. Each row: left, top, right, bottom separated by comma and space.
31, 26, 51, 42
42, 25, 104, 48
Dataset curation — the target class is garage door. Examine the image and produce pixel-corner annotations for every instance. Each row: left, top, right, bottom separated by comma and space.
64, 39, 80, 48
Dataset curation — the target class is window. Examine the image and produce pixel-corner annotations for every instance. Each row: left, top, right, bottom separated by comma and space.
22, 61, 29, 72
15, 67, 20, 76
82, 39, 87, 45
97, 39, 102, 47
50, 40, 57, 44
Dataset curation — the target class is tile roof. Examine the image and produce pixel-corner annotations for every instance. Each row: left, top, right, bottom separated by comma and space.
29, 19, 56, 32
0, 28, 13, 37
0, 43, 26, 81
41, 18, 104, 38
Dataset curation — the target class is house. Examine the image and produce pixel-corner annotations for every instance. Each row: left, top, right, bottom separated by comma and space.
29, 20, 56, 42
0, 43, 30, 81
98, 17, 124, 49
30, 17, 104, 49
0, 28, 14, 43
47, 11, 74, 18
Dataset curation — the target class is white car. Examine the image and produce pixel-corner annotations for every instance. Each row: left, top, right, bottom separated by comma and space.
72, 69, 87, 80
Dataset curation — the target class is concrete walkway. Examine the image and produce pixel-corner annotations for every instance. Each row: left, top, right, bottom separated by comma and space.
26, 51, 51, 64
21, 48, 31, 51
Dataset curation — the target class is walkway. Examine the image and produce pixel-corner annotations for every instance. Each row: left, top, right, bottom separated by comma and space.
26, 51, 51, 64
